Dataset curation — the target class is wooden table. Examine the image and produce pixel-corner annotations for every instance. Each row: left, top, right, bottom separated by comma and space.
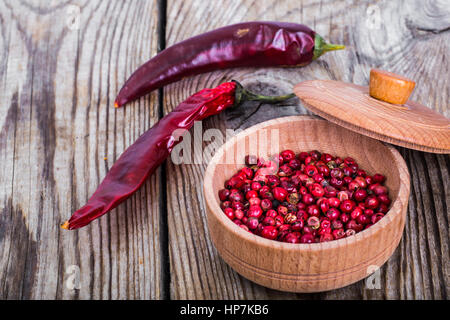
0, 0, 448, 299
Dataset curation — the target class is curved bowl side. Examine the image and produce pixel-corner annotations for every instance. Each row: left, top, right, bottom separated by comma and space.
203, 116, 410, 292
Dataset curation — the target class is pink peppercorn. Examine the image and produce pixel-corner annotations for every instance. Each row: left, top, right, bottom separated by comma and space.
219, 150, 392, 244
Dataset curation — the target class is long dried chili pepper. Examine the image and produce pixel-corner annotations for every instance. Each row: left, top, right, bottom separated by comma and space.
62, 81, 294, 230
114, 21, 344, 108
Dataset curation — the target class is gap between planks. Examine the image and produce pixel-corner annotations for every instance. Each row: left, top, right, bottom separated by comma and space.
157, 0, 171, 300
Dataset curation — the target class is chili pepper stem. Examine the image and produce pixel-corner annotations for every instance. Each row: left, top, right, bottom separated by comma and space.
313, 34, 345, 60
232, 80, 296, 106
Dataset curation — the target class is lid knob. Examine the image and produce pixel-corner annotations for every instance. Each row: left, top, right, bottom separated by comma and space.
369, 69, 415, 105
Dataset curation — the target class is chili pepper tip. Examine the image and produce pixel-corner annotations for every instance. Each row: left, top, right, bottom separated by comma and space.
114, 101, 119, 108
61, 221, 70, 230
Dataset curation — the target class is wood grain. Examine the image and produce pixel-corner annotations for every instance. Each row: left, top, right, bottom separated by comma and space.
0, 0, 163, 299
164, 0, 449, 299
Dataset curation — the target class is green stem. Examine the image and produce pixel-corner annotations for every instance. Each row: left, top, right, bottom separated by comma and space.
232, 80, 296, 107
313, 34, 345, 60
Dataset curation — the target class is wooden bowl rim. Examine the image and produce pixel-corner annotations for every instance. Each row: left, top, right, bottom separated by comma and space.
203, 116, 410, 251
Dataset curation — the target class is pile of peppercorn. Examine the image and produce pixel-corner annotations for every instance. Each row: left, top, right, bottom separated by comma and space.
218, 150, 392, 243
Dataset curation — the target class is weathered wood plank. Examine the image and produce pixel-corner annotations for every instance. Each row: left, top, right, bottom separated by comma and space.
0, 0, 163, 299
164, 0, 449, 299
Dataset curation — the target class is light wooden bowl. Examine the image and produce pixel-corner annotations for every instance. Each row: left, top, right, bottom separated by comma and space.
203, 116, 410, 292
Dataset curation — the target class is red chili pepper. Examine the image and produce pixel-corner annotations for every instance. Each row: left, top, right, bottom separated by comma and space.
62, 81, 294, 230
114, 21, 344, 108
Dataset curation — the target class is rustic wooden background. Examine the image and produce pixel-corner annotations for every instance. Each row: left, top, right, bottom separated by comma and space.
0, 0, 448, 299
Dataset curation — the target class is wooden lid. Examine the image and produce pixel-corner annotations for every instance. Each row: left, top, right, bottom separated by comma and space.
293, 74, 450, 154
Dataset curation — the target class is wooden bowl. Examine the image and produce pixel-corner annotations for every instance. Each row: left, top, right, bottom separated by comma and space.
203, 116, 410, 292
